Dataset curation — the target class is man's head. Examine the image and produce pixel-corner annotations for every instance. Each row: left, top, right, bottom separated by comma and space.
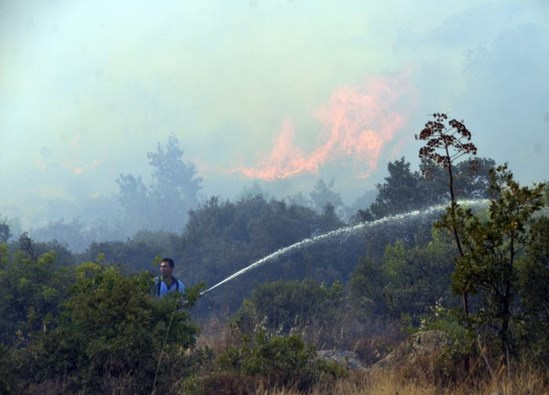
160, 257, 175, 279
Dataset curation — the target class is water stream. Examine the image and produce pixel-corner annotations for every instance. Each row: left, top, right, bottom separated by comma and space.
200, 200, 488, 296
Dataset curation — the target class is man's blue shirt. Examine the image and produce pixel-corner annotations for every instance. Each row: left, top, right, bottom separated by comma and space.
156, 277, 185, 297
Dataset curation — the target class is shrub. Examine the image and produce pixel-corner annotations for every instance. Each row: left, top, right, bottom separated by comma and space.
213, 330, 346, 392
13, 263, 201, 394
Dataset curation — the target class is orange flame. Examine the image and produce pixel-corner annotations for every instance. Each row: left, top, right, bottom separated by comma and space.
237, 73, 410, 180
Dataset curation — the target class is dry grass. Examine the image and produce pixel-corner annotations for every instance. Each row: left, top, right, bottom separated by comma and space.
196, 315, 241, 351
255, 363, 548, 395
195, 318, 548, 395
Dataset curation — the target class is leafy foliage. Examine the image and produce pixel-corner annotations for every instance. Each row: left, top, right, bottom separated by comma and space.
516, 217, 549, 367
79, 229, 182, 273
349, 256, 387, 316
0, 236, 203, 393
383, 237, 457, 321
360, 156, 493, 222
0, 243, 71, 346
232, 280, 344, 337
183, 195, 360, 317
363, 157, 433, 220
447, 165, 546, 356
14, 263, 200, 393
214, 330, 345, 392
2, 117, 548, 392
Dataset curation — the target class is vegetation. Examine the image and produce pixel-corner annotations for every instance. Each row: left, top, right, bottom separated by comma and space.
201, 330, 345, 393
117, 135, 203, 234
1, 117, 548, 393
0, 247, 203, 394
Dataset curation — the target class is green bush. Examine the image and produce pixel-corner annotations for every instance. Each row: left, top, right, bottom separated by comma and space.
0, 344, 17, 394
13, 263, 201, 394
213, 330, 346, 392
0, 244, 71, 346
232, 280, 345, 337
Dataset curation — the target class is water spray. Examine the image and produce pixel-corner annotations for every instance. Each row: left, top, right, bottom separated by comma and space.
199, 200, 489, 296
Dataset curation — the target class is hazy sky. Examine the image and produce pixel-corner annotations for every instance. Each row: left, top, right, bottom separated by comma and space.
1, 0, 548, 227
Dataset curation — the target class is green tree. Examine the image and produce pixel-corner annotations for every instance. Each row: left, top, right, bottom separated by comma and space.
0, 214, 22, 241
349, 257, 386, 316
116, 173, 149, 233
310, 178, 343, 213
453, 157, 495, 200
448, 165, 546, 356
382, 236, 457, 322
516, 217, 549, 366
0, 243, 70, 346
31, 218, 90, 253
80, 229, 181, 273
361, 157, 428, 220
117, 135, 203, 234
0, 223, 11, 243
147, 135, 203, 227
360, 155, 494, 223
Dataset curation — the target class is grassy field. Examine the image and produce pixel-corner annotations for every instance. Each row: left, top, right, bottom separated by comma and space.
261, 364, 548, 395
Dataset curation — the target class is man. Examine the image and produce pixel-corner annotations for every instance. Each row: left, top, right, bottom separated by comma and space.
155, 257, 185, 297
